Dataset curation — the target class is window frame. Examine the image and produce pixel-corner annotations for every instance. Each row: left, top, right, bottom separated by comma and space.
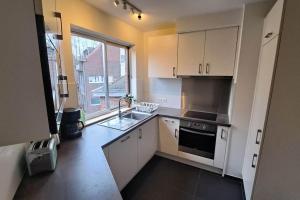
71, 32, 131, 120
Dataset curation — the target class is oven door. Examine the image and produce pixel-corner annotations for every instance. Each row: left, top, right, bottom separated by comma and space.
179, 127, 216, 159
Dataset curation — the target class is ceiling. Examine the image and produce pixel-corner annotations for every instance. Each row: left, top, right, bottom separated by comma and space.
86, 0, 270, 31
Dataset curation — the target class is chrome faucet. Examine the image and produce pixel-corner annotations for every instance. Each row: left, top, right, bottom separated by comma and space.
118, 97, 125, 118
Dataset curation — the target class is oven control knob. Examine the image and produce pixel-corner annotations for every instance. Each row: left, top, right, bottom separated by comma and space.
203, 124, 207, 130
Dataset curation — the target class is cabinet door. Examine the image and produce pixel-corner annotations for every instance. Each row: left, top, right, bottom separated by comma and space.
262, 0, 284, 45
204, 27, 238, 76
148, 35, 178, 78
109, 130, 138, 190
242, 37, 279, 200
138, 118, 158, 170
177, 31, 205, 76
214, 126, 228, 169
158, 117, 179, 156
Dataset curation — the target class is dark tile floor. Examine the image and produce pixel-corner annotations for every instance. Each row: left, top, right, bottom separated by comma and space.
121, 156, 245, 200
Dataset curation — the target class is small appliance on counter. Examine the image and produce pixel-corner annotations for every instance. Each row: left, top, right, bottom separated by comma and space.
60, 108, 84, 139
26, 138, 57, 176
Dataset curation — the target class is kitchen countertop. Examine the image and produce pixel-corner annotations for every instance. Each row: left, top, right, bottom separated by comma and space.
14, 107, 230, 200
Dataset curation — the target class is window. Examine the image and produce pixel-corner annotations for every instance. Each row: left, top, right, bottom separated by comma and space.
71, 33, 129, 119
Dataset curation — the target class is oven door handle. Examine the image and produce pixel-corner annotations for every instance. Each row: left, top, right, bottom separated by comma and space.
180, 128, 215, 137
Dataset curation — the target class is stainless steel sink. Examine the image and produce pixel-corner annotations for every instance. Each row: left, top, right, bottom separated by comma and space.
122, 111, 151, 121
98, 111, 151, 131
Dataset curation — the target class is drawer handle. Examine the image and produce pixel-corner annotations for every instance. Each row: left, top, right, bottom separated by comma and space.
175, 129, 178, 138
198, 64, 202, 74
206, 63, 210, 74
173, 67, 176, 77
221, 129, 226, 139
264, 32, 273, 38
251, 154, 258, 168
255, 129, 262, 144
138, 129, 142, 139
121, 135, 130, 143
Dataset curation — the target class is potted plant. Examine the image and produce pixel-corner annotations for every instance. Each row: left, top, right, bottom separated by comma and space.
124, 94, 134, 107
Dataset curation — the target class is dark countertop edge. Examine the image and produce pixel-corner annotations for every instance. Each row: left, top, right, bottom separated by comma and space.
94, 108, 231, 149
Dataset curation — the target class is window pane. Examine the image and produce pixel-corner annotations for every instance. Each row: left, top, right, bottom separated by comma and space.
71, 34, 108, 118
107, 44, 129, 109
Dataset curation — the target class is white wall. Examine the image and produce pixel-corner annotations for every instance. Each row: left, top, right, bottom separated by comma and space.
0, 144, 26, 200
227, 2, 272, 178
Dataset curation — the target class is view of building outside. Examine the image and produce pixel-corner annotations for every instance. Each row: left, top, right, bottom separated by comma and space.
71, 34, 129, 119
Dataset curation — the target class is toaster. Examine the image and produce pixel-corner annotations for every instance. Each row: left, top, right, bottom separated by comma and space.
26, 138, 57, 176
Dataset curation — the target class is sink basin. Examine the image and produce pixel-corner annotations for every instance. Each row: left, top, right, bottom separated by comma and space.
98, 111, 151, 131
122, 111, 151, 121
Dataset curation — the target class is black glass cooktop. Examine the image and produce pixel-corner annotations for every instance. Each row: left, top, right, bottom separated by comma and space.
184, 111, 217, 121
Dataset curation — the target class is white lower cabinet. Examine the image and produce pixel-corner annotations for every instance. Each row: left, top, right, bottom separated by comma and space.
108, 130, 138, 190
107, 118, 158, 191
138, 118, 158, 170
214, 126, 229, 169
158, 117, 180, 156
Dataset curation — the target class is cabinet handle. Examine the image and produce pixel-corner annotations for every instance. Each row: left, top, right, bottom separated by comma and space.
138, 129, 142, 139
221, 129, 226, 139
198, 64, 202, 74
172, 67, 176, 77
206, 63, 210, 74
53, 12, 63, 40
251, 154, 258, 168
255, 129, 262, 144
264, 32, 273, 38
121, 135, 130, 143
175, 129, 178, 138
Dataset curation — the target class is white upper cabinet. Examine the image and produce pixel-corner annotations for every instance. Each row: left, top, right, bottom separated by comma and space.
262, 0, 284, 45
177, 31, 206, 76
177, 27, 238, 76
204, 27, 238, 76
148, 34, 178, 78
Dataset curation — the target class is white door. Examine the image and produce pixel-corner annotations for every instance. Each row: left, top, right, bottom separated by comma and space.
262, 0, 284, 45
158, 117, 179, 156
243, 36, 279, 200
148, 34, 178, 78
214, 126, 228, 169
109, 130, 138, 190
138, 118, 158, 170
177, 31, 205, 76
203, 27, 238, 76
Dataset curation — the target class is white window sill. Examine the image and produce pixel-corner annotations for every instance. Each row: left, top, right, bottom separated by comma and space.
85, 107, 133, 126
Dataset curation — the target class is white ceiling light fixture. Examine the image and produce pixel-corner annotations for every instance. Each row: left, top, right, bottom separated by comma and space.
113, 0, 143, 20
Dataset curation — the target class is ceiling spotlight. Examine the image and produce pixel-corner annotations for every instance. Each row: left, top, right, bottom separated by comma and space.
123, 1, 127, 10
130, 7, 135, 14
114, 0, 119, 7
138, 13, 142, 20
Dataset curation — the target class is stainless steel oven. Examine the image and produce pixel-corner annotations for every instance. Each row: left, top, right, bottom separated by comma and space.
179, 120, 217, 159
